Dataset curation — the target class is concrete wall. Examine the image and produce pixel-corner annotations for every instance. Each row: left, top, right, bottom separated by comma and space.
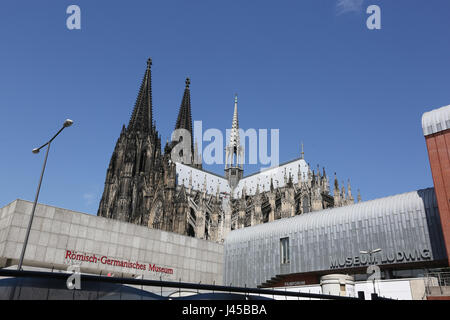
0, 200, 223, 284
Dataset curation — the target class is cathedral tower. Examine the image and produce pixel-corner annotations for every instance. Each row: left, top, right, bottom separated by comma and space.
97, 58, 162, 226
169, 77, 202, 168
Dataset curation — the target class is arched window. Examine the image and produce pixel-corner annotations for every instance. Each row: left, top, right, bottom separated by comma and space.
139, 150, 147, 172
151, 201, 163, 229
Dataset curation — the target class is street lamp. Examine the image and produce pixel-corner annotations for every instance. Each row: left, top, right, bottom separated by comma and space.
360, 248, 382, 294
17, 119, 74, 270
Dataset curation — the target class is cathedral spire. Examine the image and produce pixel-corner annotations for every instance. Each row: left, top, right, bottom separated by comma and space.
175, 77, 193, 151
322, 167, 330, 194
347, 179, 354, 202
128, 58, 153, 133
341, 181, 346, 200
225, 94, 244, 188
229, 94, 240, 153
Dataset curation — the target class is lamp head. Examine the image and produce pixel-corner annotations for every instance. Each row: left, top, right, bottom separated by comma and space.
32, 148, 40, 154
63, 119, 74, 128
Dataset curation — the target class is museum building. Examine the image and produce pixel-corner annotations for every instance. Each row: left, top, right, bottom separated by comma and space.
0, 199, 224, 284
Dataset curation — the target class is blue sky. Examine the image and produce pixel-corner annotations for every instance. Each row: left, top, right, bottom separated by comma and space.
1, 0, 449, 214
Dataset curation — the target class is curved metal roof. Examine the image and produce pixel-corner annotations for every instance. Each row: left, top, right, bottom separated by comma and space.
422, 104, 450, 136
225, 188, 438, 244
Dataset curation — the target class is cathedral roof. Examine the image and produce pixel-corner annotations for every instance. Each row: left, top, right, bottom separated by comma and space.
176, 162, 231, 196
231, 158, 309, 197
175, 157, 310, 198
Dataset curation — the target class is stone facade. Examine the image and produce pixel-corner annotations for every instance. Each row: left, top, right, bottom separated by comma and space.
0, 200, 223, 284
98, 58, 358, 243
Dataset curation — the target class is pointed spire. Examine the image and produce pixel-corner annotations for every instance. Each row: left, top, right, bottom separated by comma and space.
306, 164, 312, 187
357, 189, 362, 203
347, 179, 353, 200
297, 164, 303, 185
175, 77, 193, 151
334, 172, 339, 191
128, 58, 153, 133
188, 171, 193, 190
229, 94, 240, 149
322, 168, 330, 194
194, 138, 198, 161
216, 180, 220, 197
301, 142, 304, 159
225, 93, 244, 172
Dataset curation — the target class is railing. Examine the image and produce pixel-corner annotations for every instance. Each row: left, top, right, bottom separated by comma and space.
0, 268, 386, 301
424, 271, 450, 297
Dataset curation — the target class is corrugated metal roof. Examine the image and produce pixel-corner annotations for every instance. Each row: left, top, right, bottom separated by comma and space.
422, 104, 450, 136
225, 188, 438, 244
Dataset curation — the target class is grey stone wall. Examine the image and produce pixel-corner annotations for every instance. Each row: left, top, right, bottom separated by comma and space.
0, 200, 223, 284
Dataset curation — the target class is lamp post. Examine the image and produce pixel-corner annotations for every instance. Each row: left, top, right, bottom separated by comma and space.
17, 119, 73, 271
360, 248, 382, 294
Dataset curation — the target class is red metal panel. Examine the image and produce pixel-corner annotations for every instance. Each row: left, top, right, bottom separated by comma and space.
426, 130, 450, 265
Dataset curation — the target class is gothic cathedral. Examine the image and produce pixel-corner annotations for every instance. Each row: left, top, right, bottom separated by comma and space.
97, 59, 359, 242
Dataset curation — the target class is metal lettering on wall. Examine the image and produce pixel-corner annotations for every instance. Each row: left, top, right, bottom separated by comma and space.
330, 248, 431, 269
64, 250, 174, 275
